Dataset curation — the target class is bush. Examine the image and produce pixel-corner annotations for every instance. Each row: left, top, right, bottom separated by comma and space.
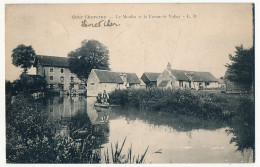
109, 88, 247, 118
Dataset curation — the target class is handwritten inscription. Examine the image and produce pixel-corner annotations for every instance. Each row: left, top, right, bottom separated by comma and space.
81, 20, 120, 28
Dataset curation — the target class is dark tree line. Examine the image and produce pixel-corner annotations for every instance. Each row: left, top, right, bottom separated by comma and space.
225, 45, 254, 90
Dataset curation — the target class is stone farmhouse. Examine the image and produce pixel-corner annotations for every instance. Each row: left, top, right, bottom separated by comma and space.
33, 55, 86, 95
157, 63, 218, 90
141, 72, 161, 88
87, 69, 141, 96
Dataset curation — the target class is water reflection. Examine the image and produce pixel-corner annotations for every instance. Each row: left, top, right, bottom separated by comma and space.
108, 107, 228, 132
45, 96, 109, 151
226, 97, 255, 162
42, 96, 254, 163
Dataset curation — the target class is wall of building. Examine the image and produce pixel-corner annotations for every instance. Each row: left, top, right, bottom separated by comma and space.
100, 83, 121, 94
36, 65, 84, 94
177, 80, 191, 88
157, 70, 177, 88
129, 83, 141, 89
206, 82, 219, 88
192, 81, 219, 90
87, 70, 101, 96
87, 70, 122, 96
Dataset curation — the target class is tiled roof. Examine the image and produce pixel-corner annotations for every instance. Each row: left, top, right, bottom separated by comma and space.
170, 69, 217, 82
93, 69, 141, 84
34, 55, 69, 68
142, 72, 161, 82
124, 73, 141, 84
170, 70, 190, 81
94, 69, 124, 84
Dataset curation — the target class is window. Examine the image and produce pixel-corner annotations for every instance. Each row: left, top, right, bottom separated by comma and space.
50, 67, 54, 72
49, 84, 54, 90
50, 76, 54, 81
91, 83, 95, 85
60, 76, 64, 82
205, 82, 210, 86
60, 84, 64, 90
61, 68, 64, 73
70, 76, 74, 82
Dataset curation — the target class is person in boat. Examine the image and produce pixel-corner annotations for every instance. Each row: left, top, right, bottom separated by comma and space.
96, 93, 102, 103
102, 90, 109, 103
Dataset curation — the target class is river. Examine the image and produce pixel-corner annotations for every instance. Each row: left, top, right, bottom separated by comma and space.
43, 96, 254, 163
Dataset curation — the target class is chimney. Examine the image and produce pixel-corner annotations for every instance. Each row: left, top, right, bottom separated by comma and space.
167, 62, 171, 71
119, 73, 127, 83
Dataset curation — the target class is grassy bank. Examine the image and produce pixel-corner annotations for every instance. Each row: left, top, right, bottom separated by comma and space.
109, 88, 253, 117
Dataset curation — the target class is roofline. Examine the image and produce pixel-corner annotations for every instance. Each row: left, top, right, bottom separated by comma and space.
41, 65, 69, 68
34, 55, 69, 68
170, 69, 217, 82
171, 69, 215, 74
36, 55, 68, 59
92, 69, 140, 84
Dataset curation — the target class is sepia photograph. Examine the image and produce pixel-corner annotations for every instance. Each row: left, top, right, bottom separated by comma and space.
3, 2, 256, 165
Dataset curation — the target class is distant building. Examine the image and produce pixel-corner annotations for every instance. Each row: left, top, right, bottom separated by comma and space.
141, 72, 161, 88
216, 78, 226, 89
139, 79, 147, 89
87, 69, 141, 96
157, 63, 218, 90
33, 55, 86, 95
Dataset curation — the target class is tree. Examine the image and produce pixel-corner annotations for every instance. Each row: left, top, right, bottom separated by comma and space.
11, 44, 36, 73
68, 40, 110, 79
225, 45, 254, 89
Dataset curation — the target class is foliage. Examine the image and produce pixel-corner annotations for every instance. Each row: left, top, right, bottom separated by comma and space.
6, 94, 57, 163
225, 45, 254, 89
7, 73, 47, 94
6, 94, 149, 163
226, 96, 255, 153
6, 94, 101, 163
68, 39, 110, 79
109, 88, 231, 117
104, 137, 149, 164
11, 44, 36, 73
5, 80, 14, 104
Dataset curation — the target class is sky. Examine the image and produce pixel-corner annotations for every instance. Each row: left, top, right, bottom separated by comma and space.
5, 3, 253, 81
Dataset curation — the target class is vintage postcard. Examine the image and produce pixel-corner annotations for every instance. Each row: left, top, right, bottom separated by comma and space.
4, 3, 255, 165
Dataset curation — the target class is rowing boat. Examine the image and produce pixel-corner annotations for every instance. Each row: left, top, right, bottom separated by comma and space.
94, 102, 109, 108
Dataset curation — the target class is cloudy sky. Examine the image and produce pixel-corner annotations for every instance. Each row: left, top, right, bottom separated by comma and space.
5, 3, 253, 81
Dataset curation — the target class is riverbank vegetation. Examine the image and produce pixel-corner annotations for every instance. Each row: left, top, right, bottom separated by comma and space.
109, 88, 253, 118
109, 88, 255, 160
6, 94, 148, 163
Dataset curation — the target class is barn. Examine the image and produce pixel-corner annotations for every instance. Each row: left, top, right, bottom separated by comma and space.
87, 69, 141, 96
